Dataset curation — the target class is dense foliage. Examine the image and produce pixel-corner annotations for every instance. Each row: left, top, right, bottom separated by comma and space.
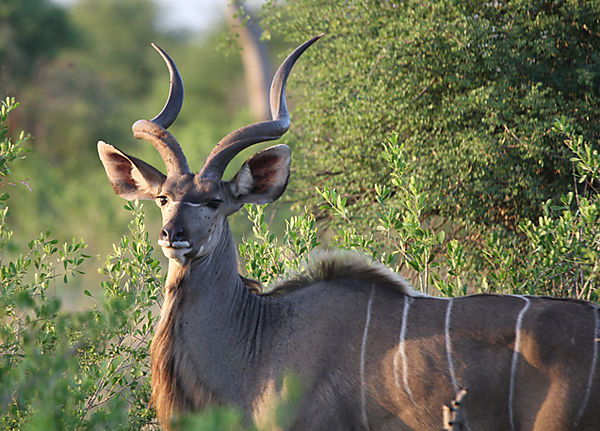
1, 98, 162, 429
262, 0, 600, 230
256, 0, 600, 293
241, 123, 600, 300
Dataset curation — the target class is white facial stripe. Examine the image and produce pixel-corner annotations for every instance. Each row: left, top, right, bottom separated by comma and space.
360, 287, 375, 429
509, 296, 531, 431
445, 298, 459, 395
171, 201, 204, 207
575, 305, 600, 427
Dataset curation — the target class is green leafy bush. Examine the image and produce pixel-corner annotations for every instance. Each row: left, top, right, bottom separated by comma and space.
482, 119, 600, 300
239, 133, 469, 297
0, 98, 160, 430
239, 126, 599, 302
261, 0, 600, 231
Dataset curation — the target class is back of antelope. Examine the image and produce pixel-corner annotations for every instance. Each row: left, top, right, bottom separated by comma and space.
98, 35, 600, 430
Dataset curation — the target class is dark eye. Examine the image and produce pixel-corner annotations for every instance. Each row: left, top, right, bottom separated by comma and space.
156, 196, 168, 207
206, 199, 222, 209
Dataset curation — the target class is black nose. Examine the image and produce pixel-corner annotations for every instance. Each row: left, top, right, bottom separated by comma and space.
160, 227, 186, 243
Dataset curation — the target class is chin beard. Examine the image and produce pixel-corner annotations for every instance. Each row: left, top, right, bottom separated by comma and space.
162, 247, 191, 265
158, 239, 192, 265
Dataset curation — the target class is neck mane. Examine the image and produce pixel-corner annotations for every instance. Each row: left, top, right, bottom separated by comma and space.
267, 251, 417, 297
150, 260, 216, 426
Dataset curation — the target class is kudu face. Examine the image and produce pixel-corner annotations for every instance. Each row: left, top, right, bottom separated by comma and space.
153, 174, 232, 264
98, 38, 319, 265
152, 144, 291, 264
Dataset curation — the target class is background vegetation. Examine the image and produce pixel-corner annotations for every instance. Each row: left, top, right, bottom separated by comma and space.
1, 0, 599, 429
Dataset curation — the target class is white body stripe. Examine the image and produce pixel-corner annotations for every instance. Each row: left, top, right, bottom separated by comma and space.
360, 287, 375, 428
393, 296, 415, 404
509, 296, 531, 431
445, 298, 459, 395
575, 305, 600, 427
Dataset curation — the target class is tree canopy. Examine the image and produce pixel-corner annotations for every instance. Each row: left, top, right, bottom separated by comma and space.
262, 0, 600, 231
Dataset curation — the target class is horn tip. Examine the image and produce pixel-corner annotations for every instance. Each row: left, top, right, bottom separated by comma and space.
150, 43, 170, 61
305, 33, 324, 46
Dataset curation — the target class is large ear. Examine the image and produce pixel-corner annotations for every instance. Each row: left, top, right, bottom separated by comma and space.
98, 141, 166, 200
230, 144, 291, 205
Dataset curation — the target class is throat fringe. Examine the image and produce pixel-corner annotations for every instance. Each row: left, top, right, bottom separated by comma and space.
150, 263, 215, 429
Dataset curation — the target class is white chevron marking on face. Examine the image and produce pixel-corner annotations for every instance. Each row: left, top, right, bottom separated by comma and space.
171, 200, 204, 207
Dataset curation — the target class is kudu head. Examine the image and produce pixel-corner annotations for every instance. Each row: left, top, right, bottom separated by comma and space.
98, 36, 321, 265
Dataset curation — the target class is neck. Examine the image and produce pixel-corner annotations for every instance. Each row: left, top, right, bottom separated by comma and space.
187, 222, 244, 297
151, 221, 279, 426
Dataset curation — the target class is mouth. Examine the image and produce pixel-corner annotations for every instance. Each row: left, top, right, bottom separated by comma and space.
158, 239, 193, 263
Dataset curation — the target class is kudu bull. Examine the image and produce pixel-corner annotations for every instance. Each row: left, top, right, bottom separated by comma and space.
98, 36, 600, 430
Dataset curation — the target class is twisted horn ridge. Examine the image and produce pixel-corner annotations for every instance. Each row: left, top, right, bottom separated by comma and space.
132, 44, 190, 176
198, 34, 323, 180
